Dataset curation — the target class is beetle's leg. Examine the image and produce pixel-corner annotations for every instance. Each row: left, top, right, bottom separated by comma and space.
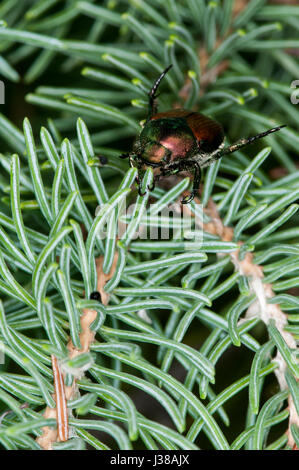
134, 170, 146, 196
119, 153, 130, 159
129, 155, 136, 169
147, 180, 155, 191
137, 175, 147, 196
132, 159, 147, 197
148, 173, 161, 191
139, 172, 159, 194
147, 65, 173, 121
181, 163, 201, 205
138, 185, 147, 197
130, 155, 144, 195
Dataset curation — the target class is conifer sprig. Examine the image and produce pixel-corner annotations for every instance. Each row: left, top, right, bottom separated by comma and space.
0, 0, 298, 451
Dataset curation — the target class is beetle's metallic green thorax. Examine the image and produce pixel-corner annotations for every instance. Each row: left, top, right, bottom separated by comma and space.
134, 117, 198, 165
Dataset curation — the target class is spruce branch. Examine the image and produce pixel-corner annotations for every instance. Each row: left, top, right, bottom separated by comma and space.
0, 0, 298, 452
200, 198, 299, 448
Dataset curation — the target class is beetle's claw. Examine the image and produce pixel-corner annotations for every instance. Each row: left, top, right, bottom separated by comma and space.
137, 182, 154, 196
138, 187, 147, 197
181, 193, 195, 205
147, 181, 155, 191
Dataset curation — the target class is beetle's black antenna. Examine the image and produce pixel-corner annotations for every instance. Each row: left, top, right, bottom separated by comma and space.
147, 64, 173, 121
220, 124, 286, 156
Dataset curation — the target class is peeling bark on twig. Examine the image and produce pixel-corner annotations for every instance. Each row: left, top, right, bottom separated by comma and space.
37, 252, 119, 450
95, 253, 119, 306
201, 198, 299, 448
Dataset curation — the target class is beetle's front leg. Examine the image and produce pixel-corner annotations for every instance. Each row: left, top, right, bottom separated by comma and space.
135, 169, 148, 197
137, 179, 147, 196
139, 161, 167, 194
147, 171, 165, 191
132, 159, 148, 197
139, 171, 162, 194
147, 178, 156, 191
181, 162, 201, 204
128, 156, 146, 196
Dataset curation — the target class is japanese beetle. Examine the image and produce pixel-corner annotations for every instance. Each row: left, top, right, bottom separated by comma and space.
120, 65, 286, 204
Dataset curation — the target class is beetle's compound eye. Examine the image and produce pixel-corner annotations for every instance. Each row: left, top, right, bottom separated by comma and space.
90, 291, 102, 302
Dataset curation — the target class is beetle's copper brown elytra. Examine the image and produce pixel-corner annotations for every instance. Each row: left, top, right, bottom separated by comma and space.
120, 65, 286, 204
151, 110, 224, 156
